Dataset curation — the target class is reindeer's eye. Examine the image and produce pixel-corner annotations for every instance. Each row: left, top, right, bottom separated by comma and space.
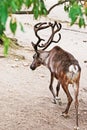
33, 52, 40, 59
33, 55, 35, 59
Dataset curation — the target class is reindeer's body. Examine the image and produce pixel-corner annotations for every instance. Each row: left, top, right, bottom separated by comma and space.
46, 46, 81, 84
30, 21, 81, 130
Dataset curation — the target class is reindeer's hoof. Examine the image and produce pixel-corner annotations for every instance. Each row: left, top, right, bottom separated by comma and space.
74, 126, 80, 130
52, 97, 62, 105
53, 98, 57, 104
61, 113, 69, 118
56, 97, 62, 105
51, 98, 57, 104
55, 96, 61, 100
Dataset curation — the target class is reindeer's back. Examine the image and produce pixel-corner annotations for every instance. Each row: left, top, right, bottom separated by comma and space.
49, 46, 81, 73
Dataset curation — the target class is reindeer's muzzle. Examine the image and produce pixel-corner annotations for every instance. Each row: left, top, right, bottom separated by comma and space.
30, 64, 36, 70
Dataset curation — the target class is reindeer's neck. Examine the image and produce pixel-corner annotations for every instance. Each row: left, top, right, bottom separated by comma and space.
40, 51, 50, 67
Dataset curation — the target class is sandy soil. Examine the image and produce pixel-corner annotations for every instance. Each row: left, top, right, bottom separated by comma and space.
0, 1, 87, 130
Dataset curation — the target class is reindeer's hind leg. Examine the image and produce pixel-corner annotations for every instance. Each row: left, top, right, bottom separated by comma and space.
49, 72, 57, 104
62, 84, 73, 117
74, 82, 79, 130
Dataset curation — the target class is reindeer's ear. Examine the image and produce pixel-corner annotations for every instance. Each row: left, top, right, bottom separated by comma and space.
31, 42, 37, 51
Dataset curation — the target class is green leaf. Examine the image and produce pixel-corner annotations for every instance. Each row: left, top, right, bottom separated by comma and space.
64, 5, 69, 12
2, 35, 10, 56
0, 24, 5, 35
70, 0, 76, 5
33, 7, 39, 19
0, 4, 8, 26
25, 0, 32, 7
11, 1, 18, 12
10, 18, 17, 34
85, 8, 87, 16
42, 9, 47, 15
69, 3, 82, 25
40, 0, 47, 15
4, 40, 9, 56
16, 0, 24, 10
79, 17, 85, 28
19, 22, 24, 32
32, 0, 47, 19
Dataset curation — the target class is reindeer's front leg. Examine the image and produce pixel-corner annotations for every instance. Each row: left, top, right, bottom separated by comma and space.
56, 82, 62, 105
56, 82, 60, 97
49, 72, 57, 104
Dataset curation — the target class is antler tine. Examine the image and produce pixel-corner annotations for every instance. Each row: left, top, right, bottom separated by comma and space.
34, 23, 46, 44
34, 22, 51, 30
33, 22, 53, 51
38, 21, 62, 50
55, 22, 62, 32
32, 23, 45, 51
50, 21, 61, 34
37, 22, 54, 49
52, 22, 61, 43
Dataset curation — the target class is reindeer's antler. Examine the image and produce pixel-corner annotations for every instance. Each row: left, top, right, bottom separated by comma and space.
39, 21, 61, 50
32, 22, 52, 51
32, 21, 62, 51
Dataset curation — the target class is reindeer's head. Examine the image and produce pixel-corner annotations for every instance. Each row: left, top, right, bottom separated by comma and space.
30, 21, 62, 70
30, 43, 44, 70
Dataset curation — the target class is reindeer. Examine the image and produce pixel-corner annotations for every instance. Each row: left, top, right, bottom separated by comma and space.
30, 21, 81, 130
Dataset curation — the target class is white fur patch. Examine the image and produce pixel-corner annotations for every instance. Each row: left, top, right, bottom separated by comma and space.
45, 56, 49, 66
74, 126, 80, 130
69, 65, 78, 74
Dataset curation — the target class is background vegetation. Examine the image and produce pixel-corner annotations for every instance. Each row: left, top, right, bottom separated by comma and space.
0, 0, 87, 55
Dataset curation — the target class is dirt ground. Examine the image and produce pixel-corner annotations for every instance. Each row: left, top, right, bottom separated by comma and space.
0, 2, 87, 130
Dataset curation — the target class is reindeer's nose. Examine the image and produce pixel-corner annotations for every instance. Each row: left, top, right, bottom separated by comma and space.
30, 64, 35, 70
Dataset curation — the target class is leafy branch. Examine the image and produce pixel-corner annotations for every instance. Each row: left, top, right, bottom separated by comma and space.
0, 0, 87, 55
14, 0, 87, 28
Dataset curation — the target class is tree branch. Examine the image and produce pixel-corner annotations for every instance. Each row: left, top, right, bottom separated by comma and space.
13, 10, 33, 14
13, 0, 85, 15
48, 0, 69, 14
13, 0, 70, 15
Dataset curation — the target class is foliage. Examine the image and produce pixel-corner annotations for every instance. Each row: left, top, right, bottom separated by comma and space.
1, 34, 10, 56
32, 0, 47, 19
0, 0, 47, 55
0, 0, 47, 35
64, 0, 86, 27
0, 0, 87, 55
